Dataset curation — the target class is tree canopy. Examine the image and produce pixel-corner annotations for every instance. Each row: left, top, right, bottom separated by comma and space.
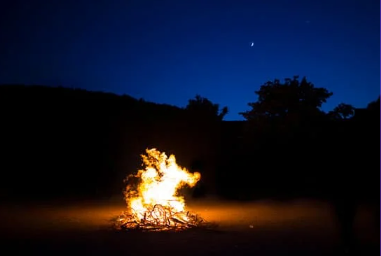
240, 76, 333, 122
328, 103, 355, 120
185, 94, 228, 121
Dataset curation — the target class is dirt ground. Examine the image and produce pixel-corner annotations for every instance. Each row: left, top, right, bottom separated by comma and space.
0, 196, 378, 256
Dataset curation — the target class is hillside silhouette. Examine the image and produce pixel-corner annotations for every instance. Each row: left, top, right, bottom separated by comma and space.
0, 83, 378, 206
0, 82, 379, 255
0, 85, 223, 201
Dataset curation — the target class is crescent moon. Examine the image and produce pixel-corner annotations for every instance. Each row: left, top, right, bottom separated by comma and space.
251, 42, 254, 47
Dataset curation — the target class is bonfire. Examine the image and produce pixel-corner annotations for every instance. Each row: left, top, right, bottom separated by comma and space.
115, 148, 209, 231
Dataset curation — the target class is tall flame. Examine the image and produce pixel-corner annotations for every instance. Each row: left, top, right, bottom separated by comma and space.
124, 148, 201, 222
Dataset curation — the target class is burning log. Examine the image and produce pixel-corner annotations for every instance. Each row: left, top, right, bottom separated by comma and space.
115, 204, 210, 231
114, 148, 212, 232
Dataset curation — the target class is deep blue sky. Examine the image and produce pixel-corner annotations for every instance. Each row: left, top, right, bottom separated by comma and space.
0, 0, 379, 120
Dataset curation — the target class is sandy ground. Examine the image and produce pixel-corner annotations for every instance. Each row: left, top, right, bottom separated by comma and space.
0, 196, 378, 256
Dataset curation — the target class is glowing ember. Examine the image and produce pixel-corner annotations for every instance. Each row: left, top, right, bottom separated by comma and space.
116, 148, 208, 231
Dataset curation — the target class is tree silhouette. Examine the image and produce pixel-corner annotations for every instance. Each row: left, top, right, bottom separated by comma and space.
240, 76, 333, 121
366, 96, 380, 111
185, 95, 228, 121
329, 103, 355, 120
240, 76, 333, 134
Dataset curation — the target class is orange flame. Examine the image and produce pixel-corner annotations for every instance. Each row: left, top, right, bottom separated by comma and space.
124, 148, 201, 222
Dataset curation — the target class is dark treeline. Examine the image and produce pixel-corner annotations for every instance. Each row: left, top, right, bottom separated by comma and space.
218, 106, 379, 203
0, 85, 222, 201
218, 77, 379, 206
0, 80, 379, 206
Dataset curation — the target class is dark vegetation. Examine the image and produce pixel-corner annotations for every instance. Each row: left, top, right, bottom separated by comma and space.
0, 77, 378, 208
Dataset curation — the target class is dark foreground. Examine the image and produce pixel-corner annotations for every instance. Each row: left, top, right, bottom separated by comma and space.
0, 197, 378, 256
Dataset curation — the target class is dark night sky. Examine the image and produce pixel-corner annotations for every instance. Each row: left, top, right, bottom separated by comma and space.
0, 0, 379, 120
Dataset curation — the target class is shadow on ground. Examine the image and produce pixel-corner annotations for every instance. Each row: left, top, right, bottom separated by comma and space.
0, 197, 378, 256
